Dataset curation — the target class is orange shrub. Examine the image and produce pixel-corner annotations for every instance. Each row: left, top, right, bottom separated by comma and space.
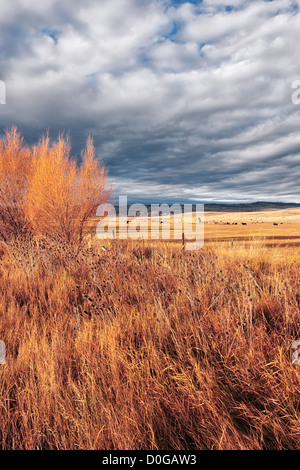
0, 127, 112, 244
0, 127, 32, 240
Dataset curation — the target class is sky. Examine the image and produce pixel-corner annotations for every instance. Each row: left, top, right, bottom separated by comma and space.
0, 0, 300, 204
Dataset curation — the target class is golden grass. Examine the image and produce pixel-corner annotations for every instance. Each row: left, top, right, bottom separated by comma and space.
0, 230, 299, 450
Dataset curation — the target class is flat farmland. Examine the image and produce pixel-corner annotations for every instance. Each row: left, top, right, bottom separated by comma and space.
86, 208, 300, 248
204, 208, 300, 247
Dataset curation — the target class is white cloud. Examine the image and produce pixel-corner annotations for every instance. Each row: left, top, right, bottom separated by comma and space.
0, 0, 299, 202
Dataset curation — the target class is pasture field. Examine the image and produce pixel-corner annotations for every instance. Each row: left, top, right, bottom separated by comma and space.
87, 207, 300, 248
0, 208, 299, 450
203, 208, 300, 247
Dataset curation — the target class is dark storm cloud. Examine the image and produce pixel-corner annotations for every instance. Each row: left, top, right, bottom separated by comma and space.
0, 0, 300, 203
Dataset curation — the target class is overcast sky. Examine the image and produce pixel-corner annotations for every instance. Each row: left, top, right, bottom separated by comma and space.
0, 0, 300, 203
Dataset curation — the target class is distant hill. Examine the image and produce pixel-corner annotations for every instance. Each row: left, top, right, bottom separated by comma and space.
201, 201, 300, 212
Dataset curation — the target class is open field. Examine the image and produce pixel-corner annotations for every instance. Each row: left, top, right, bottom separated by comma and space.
0, 208, 299, 450
204, 208, 300, 248
86, 208, 300, 248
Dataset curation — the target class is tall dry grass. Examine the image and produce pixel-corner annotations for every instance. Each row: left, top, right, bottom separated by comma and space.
0, 236, 299, 450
